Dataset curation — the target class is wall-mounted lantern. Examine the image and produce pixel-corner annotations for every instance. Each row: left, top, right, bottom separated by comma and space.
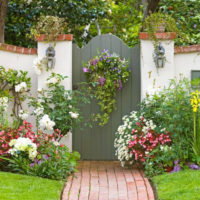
46, 45, 55, 69
153, 43, 166, 68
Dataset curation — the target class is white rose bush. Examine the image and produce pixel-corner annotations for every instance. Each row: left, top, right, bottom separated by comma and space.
29, 73, 90, 136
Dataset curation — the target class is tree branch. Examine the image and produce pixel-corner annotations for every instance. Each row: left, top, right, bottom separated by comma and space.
0, 0, 9, 43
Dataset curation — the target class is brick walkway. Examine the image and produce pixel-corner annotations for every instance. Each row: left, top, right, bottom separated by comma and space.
62, 161, 154, 200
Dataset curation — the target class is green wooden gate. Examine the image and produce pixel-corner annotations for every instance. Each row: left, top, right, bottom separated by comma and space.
72, 34, 140, 160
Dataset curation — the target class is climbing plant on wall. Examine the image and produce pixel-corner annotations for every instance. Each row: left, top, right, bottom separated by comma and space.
0, 66, 31, 119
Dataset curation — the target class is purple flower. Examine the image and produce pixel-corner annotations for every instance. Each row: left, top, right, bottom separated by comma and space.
118, 80, 122, 90
90, 59, 99, 66
174, 160, 180, 165
83, 67, 91, 73
112, 67, 118, 71
103, 55, 107, 60
170, 160, 181, 173
194, 24, 197, 29
170, 164, 181, 173
102, 49, 108, 53
30, 163, 35, 168
118, 69, 121, 74
42, 155, 49, 160
99, 77, 106, 85
188, 163, 200, 170
38, 160, 44, 165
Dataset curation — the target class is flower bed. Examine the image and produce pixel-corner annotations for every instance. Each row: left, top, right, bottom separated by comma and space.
0, 67, 91, 180
115, 77, 200, 177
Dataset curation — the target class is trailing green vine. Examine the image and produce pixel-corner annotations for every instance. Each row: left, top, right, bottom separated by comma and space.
83, 49, 130, 126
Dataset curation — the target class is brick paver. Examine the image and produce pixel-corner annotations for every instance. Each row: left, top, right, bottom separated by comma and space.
62, 161, 154, 200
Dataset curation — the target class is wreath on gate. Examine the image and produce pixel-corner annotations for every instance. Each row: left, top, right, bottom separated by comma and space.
83, 49, 130, 126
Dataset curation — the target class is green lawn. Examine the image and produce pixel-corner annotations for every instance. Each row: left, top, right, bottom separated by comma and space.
152, 170, 200, 200
0, 171, 64, 200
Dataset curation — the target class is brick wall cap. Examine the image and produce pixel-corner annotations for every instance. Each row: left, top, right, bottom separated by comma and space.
35, 34, 73, 41
175, 44, 200, 54
140, 32, 176, 40
0, 43, 37, 55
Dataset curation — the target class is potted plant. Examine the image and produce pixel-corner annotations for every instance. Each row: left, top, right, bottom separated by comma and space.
143, 12, 180, 46
31, 16, 66, 42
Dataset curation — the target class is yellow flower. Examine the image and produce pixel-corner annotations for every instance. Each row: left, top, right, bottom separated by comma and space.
191, 91, 200, 112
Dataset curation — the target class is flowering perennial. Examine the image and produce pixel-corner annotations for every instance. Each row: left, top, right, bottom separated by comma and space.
19, 110, 29, 120
0, 97, 8, 111
46, 76, 61, 86
15, 82, 28, 93
69, 111, 79, 119
115, 111, 171, 166
9, 137, 37, 160
33, 57, 46, 75
39, 114, 55, 131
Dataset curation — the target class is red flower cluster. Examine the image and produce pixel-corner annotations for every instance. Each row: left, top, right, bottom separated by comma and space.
128, 123, 171, 163
0, 128, 19, 156
19, 121, 63, 147
0, 121, 63, 157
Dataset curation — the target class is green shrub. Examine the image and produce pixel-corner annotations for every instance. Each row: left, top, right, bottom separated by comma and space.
140, 77, 193, 162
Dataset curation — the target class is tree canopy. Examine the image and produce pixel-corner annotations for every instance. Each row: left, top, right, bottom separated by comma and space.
1, 0, 200, 47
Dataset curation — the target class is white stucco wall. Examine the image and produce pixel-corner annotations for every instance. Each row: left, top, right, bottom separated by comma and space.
175, 52, 200, 79
140, 40, 175, 99
140, 39, 200, 99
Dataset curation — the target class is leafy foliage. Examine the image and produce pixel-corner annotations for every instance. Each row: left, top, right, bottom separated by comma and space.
160, 0, 200, 46
5, 0, 109, 47
90, 0, 143, 47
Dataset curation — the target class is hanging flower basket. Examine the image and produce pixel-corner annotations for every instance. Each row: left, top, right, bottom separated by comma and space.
83, 49, 130, 126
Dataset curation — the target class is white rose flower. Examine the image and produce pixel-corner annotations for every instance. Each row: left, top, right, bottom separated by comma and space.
69, 112, 79, 119
34, 106, 44, 116
39, 114, 55, 131
33, 57, 45, 76
53, 141, 60, 146
46, 76, 60, 86
19, 110, 29, 120
15, 82, 27, 93
0, 97, 8, 111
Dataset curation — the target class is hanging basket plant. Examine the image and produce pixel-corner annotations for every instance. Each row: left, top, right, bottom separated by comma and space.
83, 49, 130, 126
